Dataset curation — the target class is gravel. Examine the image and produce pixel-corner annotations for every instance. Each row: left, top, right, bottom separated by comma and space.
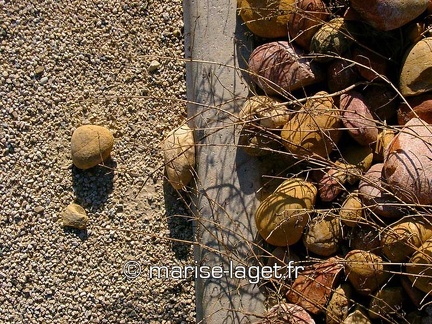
0, 0, 195, 322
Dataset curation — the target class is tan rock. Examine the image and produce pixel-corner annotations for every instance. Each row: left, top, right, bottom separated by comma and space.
238, 95, 289, 128
326, 284, 351, 324
407, 239, 432, 293
281, 92, 342, 158
339, 192, 363, 227
163, 125, 195, 190
62, 203, 88, 230
400, 37, 432, 97
71, 125, 114, 170
381, 216, 432, 262
343, 309, 371, 324
303, 214, 341, 256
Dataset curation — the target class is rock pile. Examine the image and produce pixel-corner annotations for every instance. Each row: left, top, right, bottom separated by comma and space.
238, 0, 432, 322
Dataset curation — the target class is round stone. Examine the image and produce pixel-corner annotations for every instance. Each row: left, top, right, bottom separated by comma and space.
71, 125, 114, 170
400, 37, 432, 97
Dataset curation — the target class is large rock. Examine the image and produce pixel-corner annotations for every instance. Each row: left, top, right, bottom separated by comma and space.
281, 92, 342, 158
383, 118, 432, 204
255, 178, 317, 246
350, 0, 428, 31
62, 203, 88, 229
71, 125, 114, 170
248, 41, 323, 95
400, 37, 432, 97
163, 125, 195, 190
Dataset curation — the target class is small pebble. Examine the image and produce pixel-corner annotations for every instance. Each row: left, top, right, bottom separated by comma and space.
39, 76, 48, 85
34, 206, 45, 214
148, 60, 161, 72
62, 203, 88, 229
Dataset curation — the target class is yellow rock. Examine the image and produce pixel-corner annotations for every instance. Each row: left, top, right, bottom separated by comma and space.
239, 0, 296, 38
381, 216, 432, 262
62, 203, 88, 230
344, 250, 388, 295
281, 91, 342, 158
255, 178, 317, 246
407, 239, 432, 293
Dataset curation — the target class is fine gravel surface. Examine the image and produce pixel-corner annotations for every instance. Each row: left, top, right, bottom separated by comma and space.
0, 1, 195, 323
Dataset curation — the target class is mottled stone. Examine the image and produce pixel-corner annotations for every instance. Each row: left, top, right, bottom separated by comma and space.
383, 118, 432, 204
249, 41, 323, 95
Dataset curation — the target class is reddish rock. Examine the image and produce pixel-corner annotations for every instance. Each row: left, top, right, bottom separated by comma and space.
286, 257, 343, 314
319, 168, 344, 202
383, 118, 432, 204
397, 93, 432, 125
340, 90, 378, 146
350, 0, 428, 31
364, 85, 398, 122
288, 0, 329, 50
248, 41, 323, 95
358, 163, 404, 217
327, 59, 358, 92
352, 47, 388, 82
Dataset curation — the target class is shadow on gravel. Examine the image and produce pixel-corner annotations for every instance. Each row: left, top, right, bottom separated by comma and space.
62, 227, 89, 241
163, 180, 194, 260
72, 157, 116, 210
